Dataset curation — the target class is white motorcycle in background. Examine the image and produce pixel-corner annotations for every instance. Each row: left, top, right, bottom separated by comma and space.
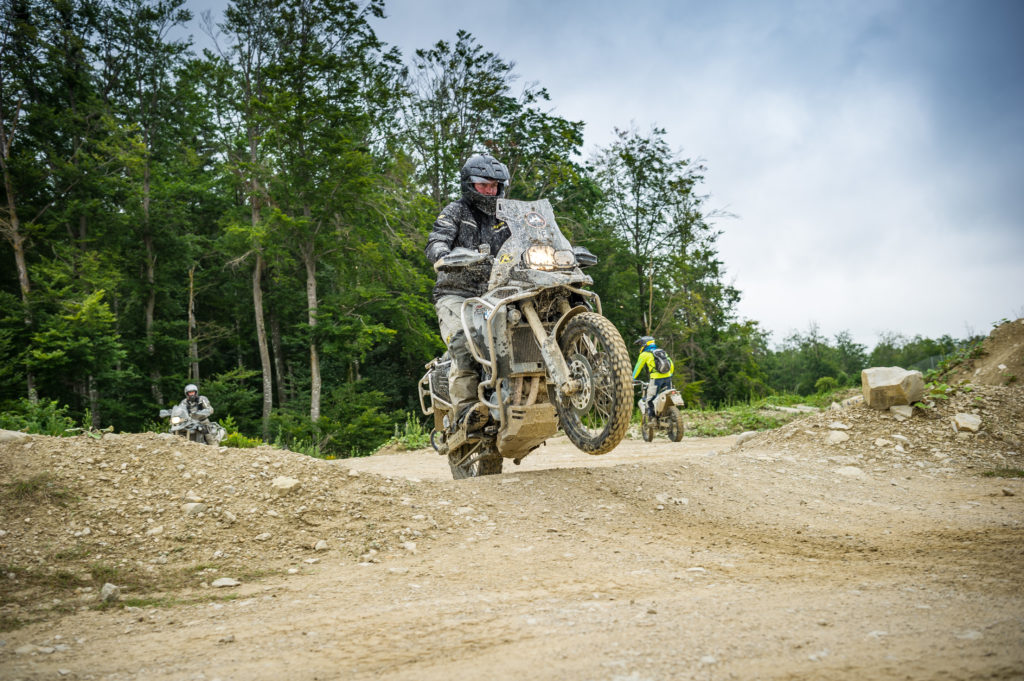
636, 380, 685, 442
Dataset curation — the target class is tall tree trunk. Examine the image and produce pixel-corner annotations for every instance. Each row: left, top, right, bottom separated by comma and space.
188, 266, 199, 381
302, 247, 321, 422
270, 312, 287, 407
253, 251, 273, 440
0, 144, 37, 401
142, 160, 163, 404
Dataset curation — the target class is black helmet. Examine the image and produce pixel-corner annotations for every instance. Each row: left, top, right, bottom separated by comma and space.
460, 154, 509, 215
634, 335, 655, 348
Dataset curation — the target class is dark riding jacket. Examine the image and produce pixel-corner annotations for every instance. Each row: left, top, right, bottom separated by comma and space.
425, 198, 511, 302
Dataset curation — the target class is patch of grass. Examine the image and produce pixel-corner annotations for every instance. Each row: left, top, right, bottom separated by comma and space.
685, 403, 796, 437
182, 563, 218, 577
41, 570, 88, 590
53, 544, 90, 561
89, 562, 123, 585
0, 614, 24, 632
3, 474, 75, 506
234, 567, 274, 583
982, 468, 1024, 478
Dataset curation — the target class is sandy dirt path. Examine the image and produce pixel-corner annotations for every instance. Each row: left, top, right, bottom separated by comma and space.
3, 433, 1023, 681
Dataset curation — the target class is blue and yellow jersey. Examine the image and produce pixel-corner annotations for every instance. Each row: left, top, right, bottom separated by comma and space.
632, 348, 673, 380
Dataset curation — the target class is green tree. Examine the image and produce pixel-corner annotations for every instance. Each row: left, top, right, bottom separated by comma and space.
27, 290, 127, 424
99, 0, 193, 407
0, 0, 42, 401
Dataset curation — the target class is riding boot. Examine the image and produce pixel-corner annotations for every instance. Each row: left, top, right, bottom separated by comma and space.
447, 329, 482, 430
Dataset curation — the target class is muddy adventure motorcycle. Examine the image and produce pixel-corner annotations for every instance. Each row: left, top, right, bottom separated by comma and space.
159, 404, 225, 445
636, 380, 685, 442
418, 199, 634, 479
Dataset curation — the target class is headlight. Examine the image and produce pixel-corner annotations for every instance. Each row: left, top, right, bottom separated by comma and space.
170, 416, 182, 425
524, 245, 575, 271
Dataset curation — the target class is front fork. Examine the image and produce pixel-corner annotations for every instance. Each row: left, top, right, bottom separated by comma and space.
519, 299, 581, 397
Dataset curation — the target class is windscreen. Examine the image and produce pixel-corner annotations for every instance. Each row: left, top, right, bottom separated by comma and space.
489, 199, 576, 287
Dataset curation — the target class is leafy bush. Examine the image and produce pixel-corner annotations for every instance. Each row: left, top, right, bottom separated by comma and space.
814, 376, 839, 394
375, 412, 431, 452
0, 399, 77, 436
218, 416, 262, 449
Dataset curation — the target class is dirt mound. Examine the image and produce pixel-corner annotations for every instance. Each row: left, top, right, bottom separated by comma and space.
3, 418, 1023, 679
946, 317, 1024, 386
0, 432, 463, 627
750, 383, 1022, 470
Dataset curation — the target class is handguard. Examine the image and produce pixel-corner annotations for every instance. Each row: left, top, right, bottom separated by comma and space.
434, 247, 492, 272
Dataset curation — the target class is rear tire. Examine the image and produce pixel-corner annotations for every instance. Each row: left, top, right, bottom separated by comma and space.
448, 448, 503, 479
665, 406, 684, 442
556, 313, 632, 455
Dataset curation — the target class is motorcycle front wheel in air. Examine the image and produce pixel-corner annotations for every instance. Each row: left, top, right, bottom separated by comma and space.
556, 312, 633, 455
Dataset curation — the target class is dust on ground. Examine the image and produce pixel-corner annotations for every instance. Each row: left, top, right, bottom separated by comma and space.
1, 321, 1023, 681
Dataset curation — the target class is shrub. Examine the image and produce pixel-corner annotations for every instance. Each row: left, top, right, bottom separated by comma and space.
0, 399, 77, 436
375, 412, 431, 452
814, 376, 839, 394
219, 415, 262, 449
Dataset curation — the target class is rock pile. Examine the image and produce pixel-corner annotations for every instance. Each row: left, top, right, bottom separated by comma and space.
749, 382, 1022, 474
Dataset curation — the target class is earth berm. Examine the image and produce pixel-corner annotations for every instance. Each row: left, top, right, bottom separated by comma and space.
1, 320, 1022, 680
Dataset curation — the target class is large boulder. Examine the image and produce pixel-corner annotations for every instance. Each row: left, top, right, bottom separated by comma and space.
861, 367, 925, 410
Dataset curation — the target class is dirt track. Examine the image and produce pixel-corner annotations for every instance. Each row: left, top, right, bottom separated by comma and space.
3, 428, 1022, 681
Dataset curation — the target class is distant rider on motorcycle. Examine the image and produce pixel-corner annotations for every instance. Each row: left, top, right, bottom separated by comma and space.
425, 154, 512, 433
633, 336, 674, 418
177, 384, 219, 445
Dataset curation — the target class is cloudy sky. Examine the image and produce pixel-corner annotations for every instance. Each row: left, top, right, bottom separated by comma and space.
187, 0, 1024, 348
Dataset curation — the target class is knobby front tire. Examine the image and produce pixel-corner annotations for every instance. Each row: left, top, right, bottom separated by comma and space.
556, 313, 632, 455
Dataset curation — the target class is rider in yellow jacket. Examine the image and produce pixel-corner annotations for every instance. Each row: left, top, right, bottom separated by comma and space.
632, 336, 674, 418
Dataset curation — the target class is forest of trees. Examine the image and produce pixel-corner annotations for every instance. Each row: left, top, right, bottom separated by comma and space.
0, 0, 975, 456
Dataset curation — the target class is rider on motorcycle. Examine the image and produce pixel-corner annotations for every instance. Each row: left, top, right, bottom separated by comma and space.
425, 154, 512, 432
633, 336, 674, 418
177, 383, 218, 444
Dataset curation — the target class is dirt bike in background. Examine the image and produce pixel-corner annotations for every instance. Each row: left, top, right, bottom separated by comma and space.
636, 380, 685, 442
159, 404, 226, 445
418, 198, 634, 479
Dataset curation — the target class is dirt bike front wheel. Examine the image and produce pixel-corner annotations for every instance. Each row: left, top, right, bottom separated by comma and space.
556, 312, 632, 455
665, 406, 684, 442
641, 412, 656, 442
